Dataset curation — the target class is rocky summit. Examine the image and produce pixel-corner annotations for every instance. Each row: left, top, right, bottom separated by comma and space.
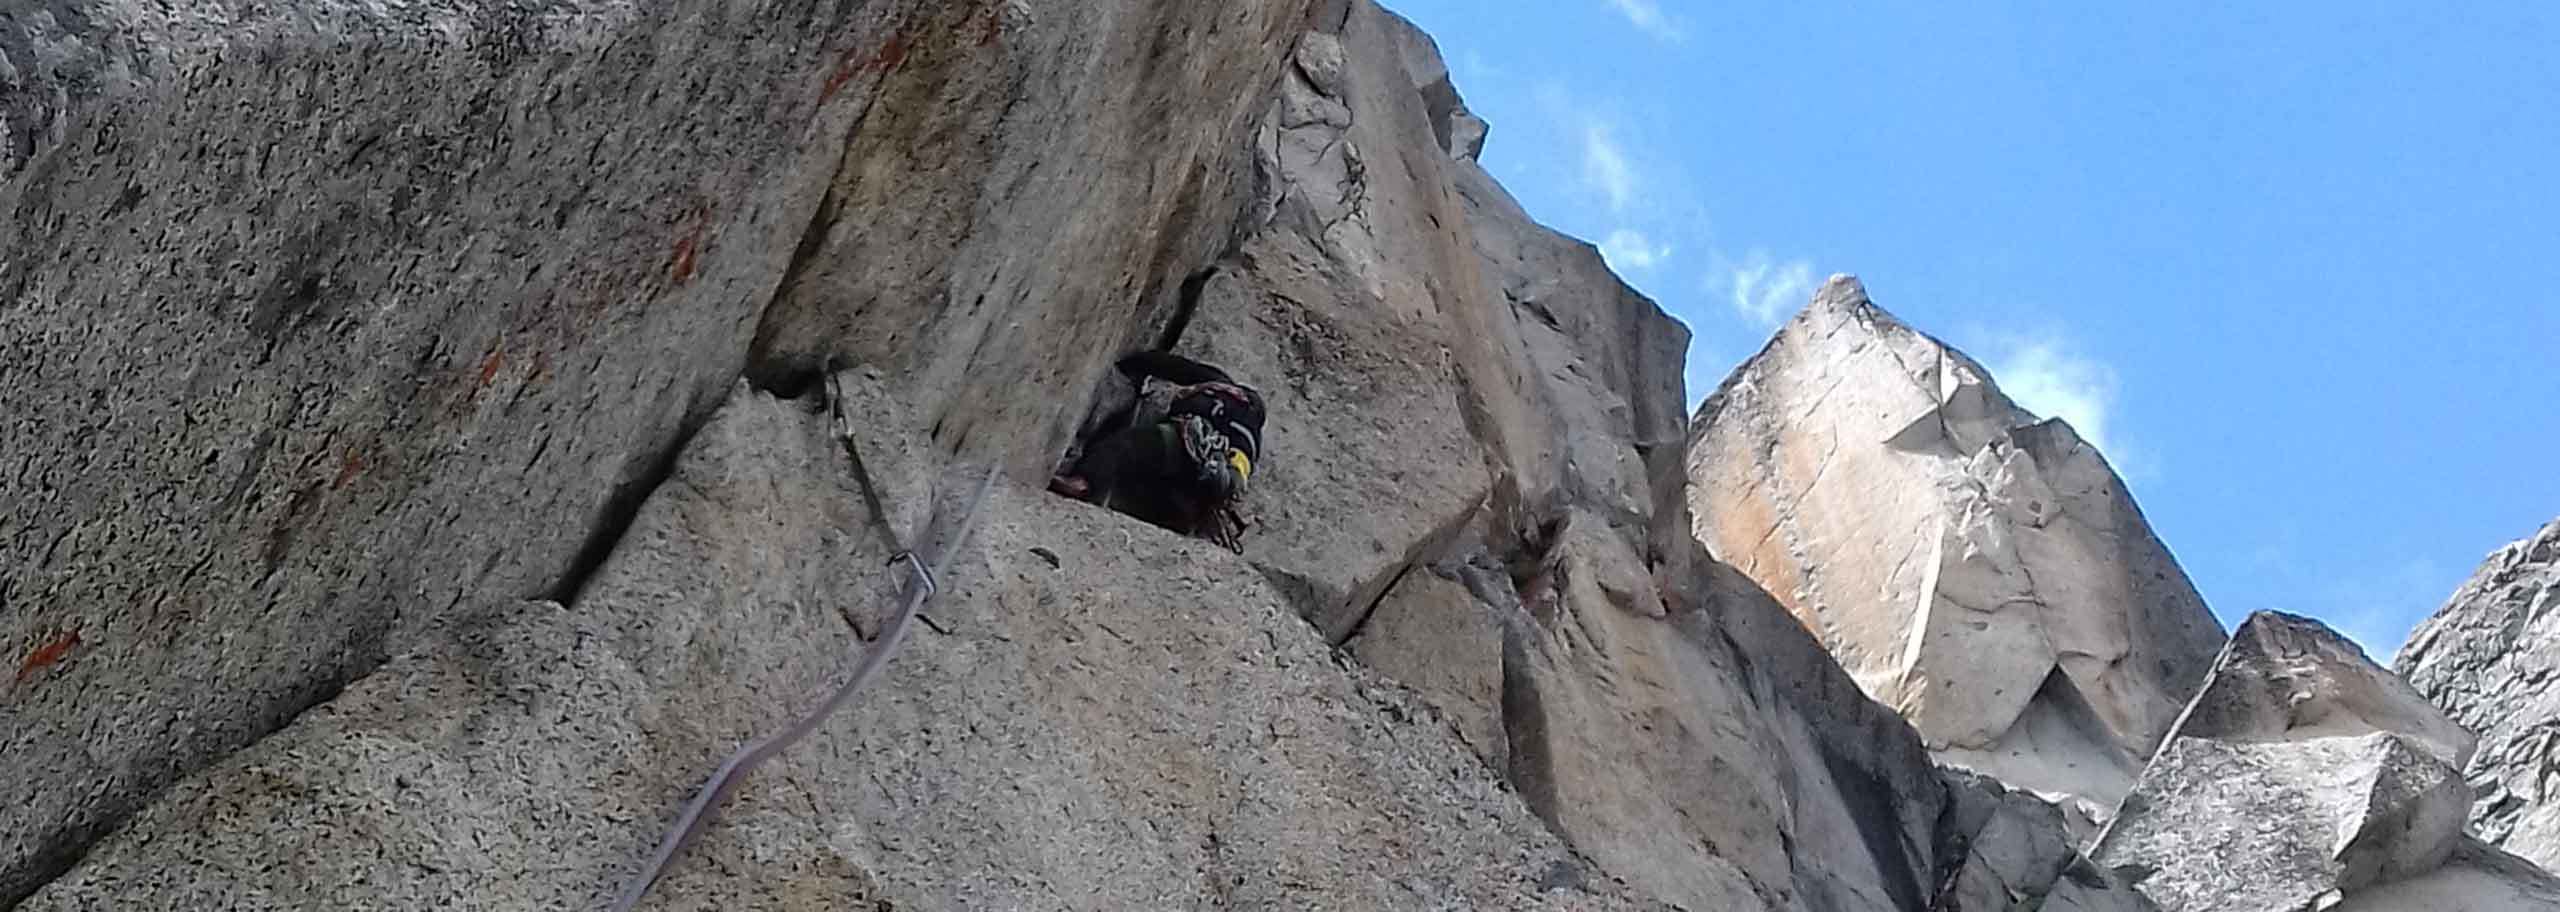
1, 1, 2551, 910
1687, 279, 2226, 832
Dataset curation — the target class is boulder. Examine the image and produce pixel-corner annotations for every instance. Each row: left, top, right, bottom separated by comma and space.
2330, 840, 2560, 911
23, 378, 1646, 911
1934, 771, 2153, 912
1686, 277, 2225, 822
2096, 731, 2470, 910
2175, 611, 2474, 767
2399, 518, 2560, 871
2094, 611, 2560, 911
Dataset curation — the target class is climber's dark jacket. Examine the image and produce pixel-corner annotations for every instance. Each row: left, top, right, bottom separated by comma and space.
1119, 350, 1262, 468
1060, 352, 1265, 546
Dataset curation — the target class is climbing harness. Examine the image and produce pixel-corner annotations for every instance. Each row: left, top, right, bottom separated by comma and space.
606, 411, 999, 910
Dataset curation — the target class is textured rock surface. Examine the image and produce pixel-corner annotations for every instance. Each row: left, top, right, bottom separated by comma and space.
13, 0, 2526, 908
1935, 771, 2151, 912
26, 380, 1645, 911
1686, 277, 2226, 822
2400, 518, 2560, 872
0, 0, 1309, 898
2095, 611, 2560, 911
1266, 19, 2134, 908
1170, 1, 1498, 638
2176, 610, 2475, 767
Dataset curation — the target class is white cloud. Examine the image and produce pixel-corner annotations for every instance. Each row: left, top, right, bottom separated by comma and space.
1581, 123, 1638, 213
1602, 0, 1686, 42
1986, 340, 2121, 457
1600, 228, 1672, 272
2266, 557, 2443, 663
2332, 606, 2411, 664
1715, 250, 1817, 326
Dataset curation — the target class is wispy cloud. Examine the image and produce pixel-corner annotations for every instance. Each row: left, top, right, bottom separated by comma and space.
1713, 250, 1817, 326
1601, 0, 1685, 42
1600, 228, 1672, 272
1985, 339, 2122, 458
1581, 123, 1638, 213
2281, 557, 2444, 663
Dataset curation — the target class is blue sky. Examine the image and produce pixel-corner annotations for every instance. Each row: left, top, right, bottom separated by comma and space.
1386, 0, 2560, 656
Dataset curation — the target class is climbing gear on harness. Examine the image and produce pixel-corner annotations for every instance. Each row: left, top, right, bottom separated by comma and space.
607, 447, 999, 911
1057, 352, 1266, 553
1173, 413, 1248, 502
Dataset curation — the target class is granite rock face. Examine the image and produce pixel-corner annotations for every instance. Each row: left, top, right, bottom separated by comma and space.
10, 0, 2536, 908
2399, 517, 2560, 871
1169, 1, 1500, 640
0, 0, 1309, 898
2094, 611, 2560, 911
24, 379, 1648, 911
1686, 277, 2226, 824
1245, 15, 2136, 908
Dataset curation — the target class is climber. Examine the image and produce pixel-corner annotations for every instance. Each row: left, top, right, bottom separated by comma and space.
1050, 351, 1265, 551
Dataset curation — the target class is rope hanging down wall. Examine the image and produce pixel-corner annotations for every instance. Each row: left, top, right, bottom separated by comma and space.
608, 418, 1002, 910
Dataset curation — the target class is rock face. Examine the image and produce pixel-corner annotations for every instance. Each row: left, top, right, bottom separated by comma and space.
1207, 12, 2141, 911
24, 379, 1641, 910
7, 0, 2542, 909
2093, 611, 2560, 911
2399, 517, 2560, 871
1686, 279, 2227, 824
0, 0, 1310, 898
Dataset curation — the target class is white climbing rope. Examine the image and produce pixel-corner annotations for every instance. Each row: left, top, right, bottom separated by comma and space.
607, 464, 1000, 911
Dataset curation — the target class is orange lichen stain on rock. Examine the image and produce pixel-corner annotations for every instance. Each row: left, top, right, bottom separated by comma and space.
17, 630, 81, 685
819, 31, 912, 107
819, 51, 861, 104
669, 223, 704, 286
868, 33, 909, 72
977, 6, 1005, 46
332, 448, 366, 490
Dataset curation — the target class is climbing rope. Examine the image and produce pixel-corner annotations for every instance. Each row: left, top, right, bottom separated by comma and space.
606, 452, 1000, 911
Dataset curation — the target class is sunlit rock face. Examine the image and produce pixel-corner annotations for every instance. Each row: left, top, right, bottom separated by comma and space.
2399, 517, 2560, 871
1685, 276, 2226, 825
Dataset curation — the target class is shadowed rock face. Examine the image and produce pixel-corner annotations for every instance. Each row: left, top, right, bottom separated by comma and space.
2399, 517, 2560, 870
0, 0, 1310, 899
2094, 611, 2560, 911
1685, 277, 2226, 825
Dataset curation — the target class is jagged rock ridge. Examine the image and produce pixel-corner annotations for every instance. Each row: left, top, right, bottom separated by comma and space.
2399, 517, 2560, 872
